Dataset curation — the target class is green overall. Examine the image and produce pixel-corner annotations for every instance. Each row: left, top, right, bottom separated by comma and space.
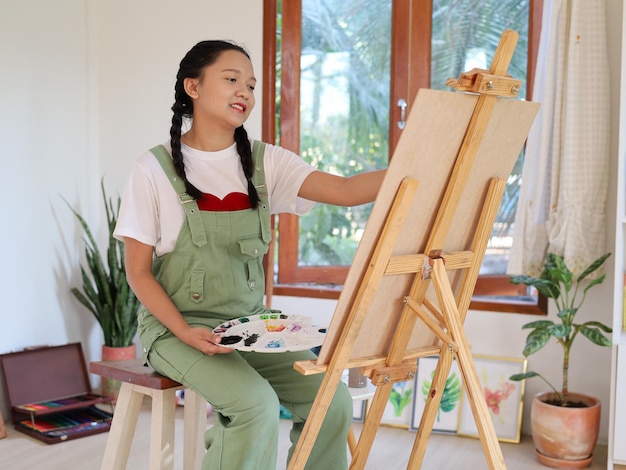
138, 142, 352, 470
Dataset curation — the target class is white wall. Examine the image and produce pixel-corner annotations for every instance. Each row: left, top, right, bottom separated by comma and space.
0, 0, 263, 419
0, 0, 621, 446
1, 0, 96, 359
92, 0, 264, 193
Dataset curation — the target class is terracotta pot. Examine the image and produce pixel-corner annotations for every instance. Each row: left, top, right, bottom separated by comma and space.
531, 391, 601, 469
101, 344, 137, 400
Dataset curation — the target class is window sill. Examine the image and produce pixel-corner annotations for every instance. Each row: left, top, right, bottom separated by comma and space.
271, 284, 547, 315
273, 284, 342, 300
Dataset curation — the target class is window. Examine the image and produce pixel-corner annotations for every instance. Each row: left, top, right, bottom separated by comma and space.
263, 0, 545, 314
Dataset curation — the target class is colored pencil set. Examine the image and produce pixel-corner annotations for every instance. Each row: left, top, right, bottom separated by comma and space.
15, 394, 103, 413
17, 407, 112, 436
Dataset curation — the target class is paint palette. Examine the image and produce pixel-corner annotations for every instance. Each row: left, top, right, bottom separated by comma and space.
213, 313, 326, 353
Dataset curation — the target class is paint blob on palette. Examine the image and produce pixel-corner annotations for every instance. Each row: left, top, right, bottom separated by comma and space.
213, 314, 326, 353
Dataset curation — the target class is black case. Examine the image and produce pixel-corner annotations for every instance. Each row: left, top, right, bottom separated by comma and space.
0, 342, 112, 444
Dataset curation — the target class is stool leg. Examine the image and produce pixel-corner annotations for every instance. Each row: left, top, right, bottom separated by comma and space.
183, 389, 207, 470
101, 382, 144, 470
149, 388, 177, 470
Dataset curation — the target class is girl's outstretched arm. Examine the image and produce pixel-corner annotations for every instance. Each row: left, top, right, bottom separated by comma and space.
298, 169, 387, 206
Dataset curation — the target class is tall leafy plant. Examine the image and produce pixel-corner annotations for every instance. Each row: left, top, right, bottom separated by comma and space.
508, 253, 612, 406
65, 180, 140, 347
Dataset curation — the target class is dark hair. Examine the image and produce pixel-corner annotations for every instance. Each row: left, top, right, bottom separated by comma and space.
170, 40, 260, 208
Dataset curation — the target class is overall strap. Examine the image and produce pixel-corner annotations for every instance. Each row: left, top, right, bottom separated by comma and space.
251, 141, 272, 243
149, 145, 208, 247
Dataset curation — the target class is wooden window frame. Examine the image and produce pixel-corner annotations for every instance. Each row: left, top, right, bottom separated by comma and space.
262, 0, 546, 315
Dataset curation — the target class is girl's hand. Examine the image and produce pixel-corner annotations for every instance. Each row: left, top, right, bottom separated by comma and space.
181, 326, 234, 355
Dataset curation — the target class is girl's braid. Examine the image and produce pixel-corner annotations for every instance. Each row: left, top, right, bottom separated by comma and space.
235, 126, 260, 208
170, 81, 202, 199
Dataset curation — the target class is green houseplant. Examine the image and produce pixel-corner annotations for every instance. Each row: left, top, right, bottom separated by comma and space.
508, 252, 612, 467
66, 180, 140, 348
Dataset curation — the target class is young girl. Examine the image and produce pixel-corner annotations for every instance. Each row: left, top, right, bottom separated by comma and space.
114, 40, 385, 470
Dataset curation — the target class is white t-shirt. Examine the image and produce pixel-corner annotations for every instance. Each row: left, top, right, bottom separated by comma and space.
114, 140, 316, 256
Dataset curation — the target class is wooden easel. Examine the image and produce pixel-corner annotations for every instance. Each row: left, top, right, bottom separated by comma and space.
287, 30, 539, 470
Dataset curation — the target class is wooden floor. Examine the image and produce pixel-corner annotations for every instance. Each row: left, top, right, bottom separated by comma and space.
0, 402, 610, 470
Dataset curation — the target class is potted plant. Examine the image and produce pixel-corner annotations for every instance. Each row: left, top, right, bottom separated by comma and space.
509, 252, 612, 468
66, 180, 140, 394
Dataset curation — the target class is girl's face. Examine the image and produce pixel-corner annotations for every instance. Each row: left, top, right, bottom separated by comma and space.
185, 49, 256, 132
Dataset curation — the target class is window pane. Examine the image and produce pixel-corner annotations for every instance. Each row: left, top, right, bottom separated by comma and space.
298, 0, 392, 266
431, 0, 530, 276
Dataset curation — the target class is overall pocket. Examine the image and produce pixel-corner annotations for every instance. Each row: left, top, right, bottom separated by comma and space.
237, 236, 269, 292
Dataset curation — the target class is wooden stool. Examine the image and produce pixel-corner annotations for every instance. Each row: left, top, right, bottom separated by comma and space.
89, 359, 206, 470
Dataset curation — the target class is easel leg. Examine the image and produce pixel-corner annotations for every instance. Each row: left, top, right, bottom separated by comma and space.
349, 382, 394, 470
456, 343, 506, 469
407, 347, 454, 468
287, 366, 345, 470
430, 260, 506, 470
290, 178, 421, 469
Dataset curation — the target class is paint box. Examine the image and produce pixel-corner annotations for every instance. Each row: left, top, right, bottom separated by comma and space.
0, 343, 112, 444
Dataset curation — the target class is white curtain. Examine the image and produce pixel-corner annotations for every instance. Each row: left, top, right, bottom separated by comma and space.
508, 0, 610, 277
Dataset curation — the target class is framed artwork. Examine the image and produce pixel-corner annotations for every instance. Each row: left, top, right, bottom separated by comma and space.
457, 355, 527, 443
410, 356, 462, 433
381, 379, 414, 428
353, 400, 367, 422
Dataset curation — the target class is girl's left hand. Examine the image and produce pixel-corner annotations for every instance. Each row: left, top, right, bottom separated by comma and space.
180, 326, 234, 356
